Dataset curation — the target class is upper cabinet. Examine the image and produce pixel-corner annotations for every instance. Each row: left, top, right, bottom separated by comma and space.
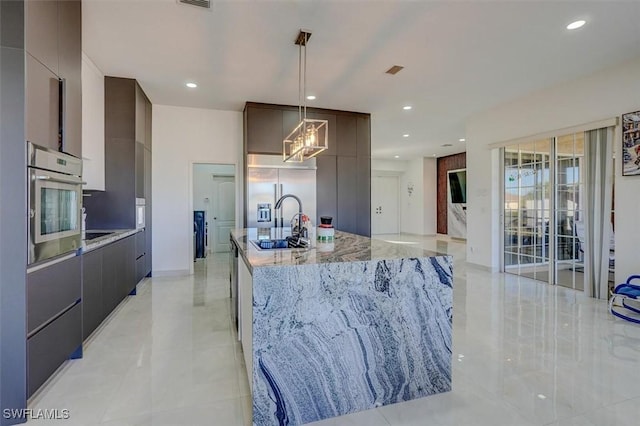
104, 77, 151, 146
82, 53, 105, 191
58, 0, 82, 158
25, 0, 59, 76
135, 84, 147, 145
244, 102, 372, 237
25, 53, 59, 152
245, 105, 283, 155
83, 77, 152, 229
24, 0, 82, 159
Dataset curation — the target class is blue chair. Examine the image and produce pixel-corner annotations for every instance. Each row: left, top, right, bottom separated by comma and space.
610, 275, 640, 324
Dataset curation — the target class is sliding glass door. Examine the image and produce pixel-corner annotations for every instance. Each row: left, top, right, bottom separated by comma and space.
554, 133, 585, 290
503, 140, 551, 281
503, 135, 586, 290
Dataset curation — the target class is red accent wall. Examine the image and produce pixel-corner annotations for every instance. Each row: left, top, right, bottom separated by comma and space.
437, 153, 466, 234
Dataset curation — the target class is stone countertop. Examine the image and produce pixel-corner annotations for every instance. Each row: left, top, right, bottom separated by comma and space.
82, 229, 141, 253
231, 228, 443, 272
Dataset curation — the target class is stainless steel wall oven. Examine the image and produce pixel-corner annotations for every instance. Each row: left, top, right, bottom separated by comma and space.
28, 143, 83, 264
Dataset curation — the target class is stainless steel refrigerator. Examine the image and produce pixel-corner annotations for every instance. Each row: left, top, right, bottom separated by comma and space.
246, 154, 316, 229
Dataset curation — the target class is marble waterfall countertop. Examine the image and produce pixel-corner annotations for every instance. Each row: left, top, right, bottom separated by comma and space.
232, 228, 453, 425
230, 228, 444, 272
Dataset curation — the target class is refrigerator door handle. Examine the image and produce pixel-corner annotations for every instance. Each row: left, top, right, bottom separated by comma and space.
280, 184, 284, 227
273, 183, 279, 228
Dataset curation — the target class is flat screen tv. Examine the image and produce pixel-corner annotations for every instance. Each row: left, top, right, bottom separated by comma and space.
448, 170, 467, 204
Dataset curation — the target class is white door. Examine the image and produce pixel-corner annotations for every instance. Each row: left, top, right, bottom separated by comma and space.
212, 177, 235, 252
372, 176, 399, 234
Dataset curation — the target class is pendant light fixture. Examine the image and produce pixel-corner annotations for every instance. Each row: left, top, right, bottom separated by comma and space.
283, 29, 328, 162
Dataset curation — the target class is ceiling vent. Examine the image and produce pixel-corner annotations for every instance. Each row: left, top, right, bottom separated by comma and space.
178, 0, 211, 10
385, 65, 404, 75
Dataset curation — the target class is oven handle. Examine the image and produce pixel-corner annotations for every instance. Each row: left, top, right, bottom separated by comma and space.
35, 175, 86, 185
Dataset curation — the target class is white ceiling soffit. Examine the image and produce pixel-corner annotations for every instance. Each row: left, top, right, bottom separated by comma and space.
83, 0, 640, 159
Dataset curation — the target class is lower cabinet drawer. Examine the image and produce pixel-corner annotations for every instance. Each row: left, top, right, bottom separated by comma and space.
136, 254, 146, 283
28, 303, 82, 397
27, 255, 81, 335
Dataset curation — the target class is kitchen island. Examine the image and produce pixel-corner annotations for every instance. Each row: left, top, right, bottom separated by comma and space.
231, 228, 453, 425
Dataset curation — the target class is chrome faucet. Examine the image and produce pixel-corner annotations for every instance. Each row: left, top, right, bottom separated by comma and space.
274, 194, 309, 245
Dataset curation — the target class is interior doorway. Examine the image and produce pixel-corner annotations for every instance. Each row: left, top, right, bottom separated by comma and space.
211, 176, 235, 252
192, 164, 235, 256
372, 175, 400, 234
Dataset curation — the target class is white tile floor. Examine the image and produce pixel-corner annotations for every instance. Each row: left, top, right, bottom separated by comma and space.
27, 234, 640, 425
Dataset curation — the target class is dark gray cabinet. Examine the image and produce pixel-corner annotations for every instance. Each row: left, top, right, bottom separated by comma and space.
356, 116, 371, 158
145, 98, 152, 149
135, 230, 147, 283
135, 141, 145, 198
25, 0, 81, 158
356, 155, 371, 236
27, 255, 81, 335
27, 254, 82, 397
282, 109, 299, 145
337, 156, 358, 233
28, 303, 81, 397
336, 115, 357, 157
57, 0, 81, 158
25, 0, 59, 75
82, 235, 136, 341
104, 236, 135, 310
244, 102, 371, 237
135, 84, 147, 144
307, 111, 337, 157
316, 155, 337, 227
136, 230, 146, 258
84, 77, 152, 269
82, 249, 103, 340
25, 53, 59, 151
144, 147, 152, 276
246, 106, 283, 155
104, 77, 136, 140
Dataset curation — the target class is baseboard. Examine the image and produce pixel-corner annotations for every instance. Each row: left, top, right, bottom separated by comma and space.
152, 269, 191, 277
466, 262, 500, 273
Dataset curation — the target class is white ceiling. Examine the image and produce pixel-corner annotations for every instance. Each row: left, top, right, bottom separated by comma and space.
83, 0, 640, 159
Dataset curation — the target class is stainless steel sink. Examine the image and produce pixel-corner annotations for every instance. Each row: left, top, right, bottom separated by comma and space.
250, 239, 290, 251
250, 237, 310, 251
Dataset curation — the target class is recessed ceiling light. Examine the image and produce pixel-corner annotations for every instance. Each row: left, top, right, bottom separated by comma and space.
403, 134, 409, 138
567, 20, 586, 30
432, 154, 436, 157
459, 138, 466, 142
537, 394, 547, 400
306, 95, 316, 100
403, 105, 412, 110
186, 82, 197, 88
394, 155, 400, 159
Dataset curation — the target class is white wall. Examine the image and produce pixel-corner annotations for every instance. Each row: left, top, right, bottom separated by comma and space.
466, 57, 640, 286
371, 158, 437, 235
153, 105, 243, 275
81, 52, 105, 190
372, 159, 408, 173
423, 158, 437, 235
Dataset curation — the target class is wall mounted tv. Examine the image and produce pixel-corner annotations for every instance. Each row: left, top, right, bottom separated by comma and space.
448, 169, 467, 204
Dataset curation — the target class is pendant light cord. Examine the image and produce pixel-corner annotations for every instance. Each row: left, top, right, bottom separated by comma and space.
298, 33, 303, 124
303, 31, 307, 122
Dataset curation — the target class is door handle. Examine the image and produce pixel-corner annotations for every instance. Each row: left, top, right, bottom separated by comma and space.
35, 175, 85, 185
